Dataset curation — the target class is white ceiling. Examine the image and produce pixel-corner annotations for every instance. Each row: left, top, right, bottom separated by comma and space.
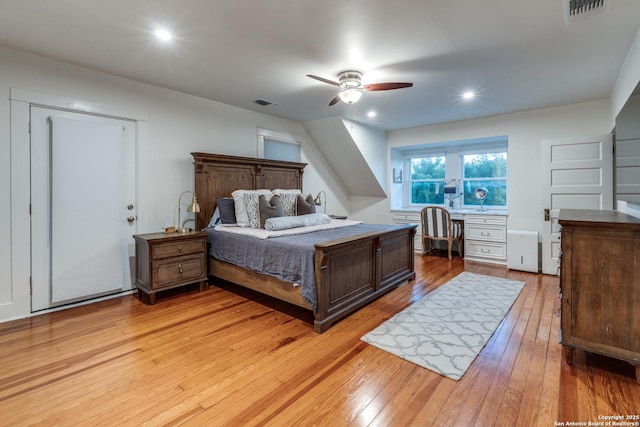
1, 0, 639, 130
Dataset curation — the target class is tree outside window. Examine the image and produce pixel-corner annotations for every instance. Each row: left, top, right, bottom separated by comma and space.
462, 152, 507, 207
409, 156, 445, 204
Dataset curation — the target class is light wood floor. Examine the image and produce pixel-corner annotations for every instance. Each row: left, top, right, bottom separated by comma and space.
1, 254, 638, 426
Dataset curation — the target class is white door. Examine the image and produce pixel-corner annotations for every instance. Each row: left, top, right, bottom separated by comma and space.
31, 107, 137, 311
541, 134, 613, 275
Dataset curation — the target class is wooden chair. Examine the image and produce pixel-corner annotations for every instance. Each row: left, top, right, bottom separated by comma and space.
420, 206, 463, 260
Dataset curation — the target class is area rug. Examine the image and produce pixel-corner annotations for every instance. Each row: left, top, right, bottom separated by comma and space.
361, 272, 525, 381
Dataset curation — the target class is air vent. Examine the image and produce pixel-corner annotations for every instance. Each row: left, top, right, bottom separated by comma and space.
564, 0, 611, 24
253, 99, 280, 107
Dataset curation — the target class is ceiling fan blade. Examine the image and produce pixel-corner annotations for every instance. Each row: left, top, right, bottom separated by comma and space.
307, 74, 340, 86
363, 82, 413, 91
328, 95, 341, 106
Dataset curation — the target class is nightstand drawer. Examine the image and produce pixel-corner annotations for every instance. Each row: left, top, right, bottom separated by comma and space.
151, 239, 205, 259
151, 254, 206, 289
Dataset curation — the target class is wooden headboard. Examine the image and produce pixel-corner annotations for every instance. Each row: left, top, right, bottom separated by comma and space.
191, 152, 307, 229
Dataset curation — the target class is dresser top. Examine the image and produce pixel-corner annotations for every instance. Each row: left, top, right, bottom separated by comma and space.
559, 209, 640, 228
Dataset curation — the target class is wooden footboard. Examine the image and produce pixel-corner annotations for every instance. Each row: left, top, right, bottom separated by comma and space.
313, 223, 416, 332
208, 223, 416, 333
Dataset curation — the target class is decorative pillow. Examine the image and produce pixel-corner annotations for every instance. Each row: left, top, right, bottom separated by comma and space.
265, 213, 332, 231
296, 193, 316, 215
216, 198, 236, 224
231, 189, 272, 227
272, 189, 302, 217
258, 195, 284, 228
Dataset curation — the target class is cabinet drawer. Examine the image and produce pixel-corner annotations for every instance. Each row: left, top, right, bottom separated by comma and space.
151, 255, 206, 289
465, 241, 507, 260
465, 215, 507, 226
151, 239, 205, 259
466, 225, 506, 242
392, 212, 420, 221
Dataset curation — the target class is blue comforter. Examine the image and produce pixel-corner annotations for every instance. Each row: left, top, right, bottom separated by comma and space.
205, 223, 396, 312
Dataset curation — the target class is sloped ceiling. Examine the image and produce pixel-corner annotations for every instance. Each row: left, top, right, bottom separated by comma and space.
303, 118, 386, 198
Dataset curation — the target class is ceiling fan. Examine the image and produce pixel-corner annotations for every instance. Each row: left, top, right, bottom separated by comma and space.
307, 71, 413, 106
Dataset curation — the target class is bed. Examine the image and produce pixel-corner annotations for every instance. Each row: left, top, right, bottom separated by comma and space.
192, 152, 417, 333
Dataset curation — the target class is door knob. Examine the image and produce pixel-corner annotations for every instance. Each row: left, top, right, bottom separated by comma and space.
127, 216, 135, 224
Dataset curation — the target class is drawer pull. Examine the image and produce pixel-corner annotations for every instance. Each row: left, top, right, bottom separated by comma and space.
480, 232, 491, 236
178, 264, 183, 273
178, 246, 183, 252
481, 248, 491, 253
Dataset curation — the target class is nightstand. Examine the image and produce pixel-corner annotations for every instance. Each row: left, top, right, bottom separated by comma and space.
133, 231, 208, 304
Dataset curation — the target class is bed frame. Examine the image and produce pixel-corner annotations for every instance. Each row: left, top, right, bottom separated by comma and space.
192, 152, 416, 333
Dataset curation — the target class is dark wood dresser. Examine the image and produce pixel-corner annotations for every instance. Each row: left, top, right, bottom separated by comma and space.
559, 209, 640, 383
133, 231, 208, 304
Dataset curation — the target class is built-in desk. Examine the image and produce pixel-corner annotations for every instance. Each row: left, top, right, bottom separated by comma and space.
391, 209, 509, 265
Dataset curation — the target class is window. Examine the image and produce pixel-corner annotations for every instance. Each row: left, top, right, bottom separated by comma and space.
408, 155, 446, 205
461, 152, 507, 208
257, 128, 302, 162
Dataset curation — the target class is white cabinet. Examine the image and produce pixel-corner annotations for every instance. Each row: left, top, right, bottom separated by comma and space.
464, 214, 508, 265
392, 210, 508, 265
391, 211, 422, 251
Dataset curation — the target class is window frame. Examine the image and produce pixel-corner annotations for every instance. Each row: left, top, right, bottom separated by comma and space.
396, 138, 509, 211
460, 150, 508, 209
404, 152, 447, 208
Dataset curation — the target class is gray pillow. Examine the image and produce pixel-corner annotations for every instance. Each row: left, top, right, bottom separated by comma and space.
296, 193, 316, 215
259, 195, 284, 228
216, 198, 237, 224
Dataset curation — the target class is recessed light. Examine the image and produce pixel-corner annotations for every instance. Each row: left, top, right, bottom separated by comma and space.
367, 110, 377, 118
155, 29, 173, 41
462, 91, 475, 100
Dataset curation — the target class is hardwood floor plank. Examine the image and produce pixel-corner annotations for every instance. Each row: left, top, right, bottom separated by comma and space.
1, 254, 638, 426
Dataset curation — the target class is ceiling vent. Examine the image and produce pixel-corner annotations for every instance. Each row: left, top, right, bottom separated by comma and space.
253, 98, 279, 107
564, 0, 611, 24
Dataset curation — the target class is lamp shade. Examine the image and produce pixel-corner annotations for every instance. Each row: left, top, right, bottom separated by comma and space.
187, 194, 200, 213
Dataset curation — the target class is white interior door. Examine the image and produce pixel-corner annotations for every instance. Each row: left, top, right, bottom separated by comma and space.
541, 134, 613, 275
31, 107, 137, 311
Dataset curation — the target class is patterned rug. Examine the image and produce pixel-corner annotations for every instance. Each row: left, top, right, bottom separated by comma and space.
361, 272, 525, 381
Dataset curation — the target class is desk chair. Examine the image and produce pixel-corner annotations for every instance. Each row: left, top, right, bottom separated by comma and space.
420, 206, 463, 260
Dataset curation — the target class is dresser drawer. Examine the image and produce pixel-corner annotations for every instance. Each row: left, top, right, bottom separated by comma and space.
151, 254, 206, 289
465, 241, 507, 260
151, 239, 206, 259
464, 215, 507, 226
466, 225, 506, 242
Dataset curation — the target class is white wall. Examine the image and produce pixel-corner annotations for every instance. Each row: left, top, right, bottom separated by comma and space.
359, 99, 614, 232
612, 27, 640, 122
0, 46, 347, 322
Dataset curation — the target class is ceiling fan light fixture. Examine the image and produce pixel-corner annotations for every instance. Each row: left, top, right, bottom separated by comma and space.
338, 87, 363, 104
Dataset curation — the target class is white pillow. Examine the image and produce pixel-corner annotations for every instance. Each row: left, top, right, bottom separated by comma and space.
272, 189, 302, 217
231, 189, 272, 227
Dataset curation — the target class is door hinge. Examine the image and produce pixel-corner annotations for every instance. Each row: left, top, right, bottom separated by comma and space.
544, 208, 550, 221
29, 277, 32, 295
28, 121, 31, 134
